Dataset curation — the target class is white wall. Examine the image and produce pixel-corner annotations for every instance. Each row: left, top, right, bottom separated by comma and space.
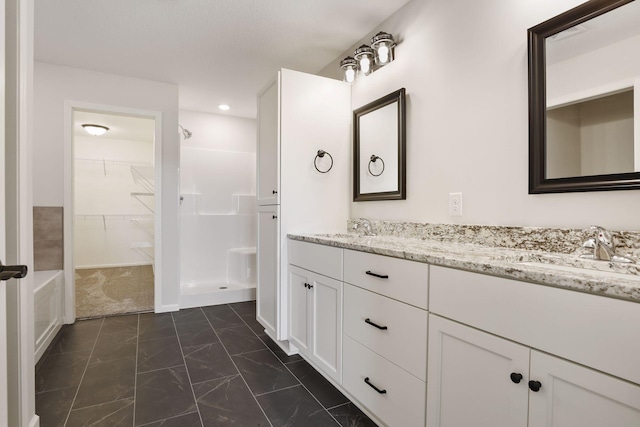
319, 0, 640, 231
33, 62, 180, 311
179, 110, 257, 285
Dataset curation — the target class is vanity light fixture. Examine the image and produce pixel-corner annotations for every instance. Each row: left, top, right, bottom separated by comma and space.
340, 31, 396, 83
82, 124, 109, 136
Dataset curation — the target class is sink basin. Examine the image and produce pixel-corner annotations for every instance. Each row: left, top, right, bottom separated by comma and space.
517, 261, 640, 282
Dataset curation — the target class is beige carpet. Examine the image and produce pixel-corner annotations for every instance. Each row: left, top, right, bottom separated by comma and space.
75, 265, 154, 319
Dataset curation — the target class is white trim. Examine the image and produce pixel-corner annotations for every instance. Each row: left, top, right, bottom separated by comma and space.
547, 77, 635, 109
64, 100, 163, 323
75, 262, 152, 269
155, 303, 179, 313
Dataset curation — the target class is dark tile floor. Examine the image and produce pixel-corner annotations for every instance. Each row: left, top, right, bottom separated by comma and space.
35, 301, 378, 427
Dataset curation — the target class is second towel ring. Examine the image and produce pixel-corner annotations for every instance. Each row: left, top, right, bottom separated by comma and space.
314, 150, 333, 173
368, 155, 385, 177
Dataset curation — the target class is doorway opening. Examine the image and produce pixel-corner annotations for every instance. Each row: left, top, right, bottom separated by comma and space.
72, 110, 156, 318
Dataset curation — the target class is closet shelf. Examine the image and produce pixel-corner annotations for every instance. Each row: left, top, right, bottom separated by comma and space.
131, 166, 155, 193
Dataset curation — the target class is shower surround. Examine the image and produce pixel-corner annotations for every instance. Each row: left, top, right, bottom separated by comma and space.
179, 145, 257, 308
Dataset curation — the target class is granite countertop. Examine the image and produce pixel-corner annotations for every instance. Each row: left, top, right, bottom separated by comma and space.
288, 232, 640, 303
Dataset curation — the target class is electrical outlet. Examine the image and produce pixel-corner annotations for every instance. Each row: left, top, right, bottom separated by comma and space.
449, 192, 462, 216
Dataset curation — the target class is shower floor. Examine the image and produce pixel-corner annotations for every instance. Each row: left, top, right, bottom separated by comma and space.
180, 281, 256, 309
75, 265, 154, 319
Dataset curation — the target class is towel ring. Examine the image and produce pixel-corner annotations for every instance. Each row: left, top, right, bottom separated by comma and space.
314, 150, 333, 173
368, 155, 385, 177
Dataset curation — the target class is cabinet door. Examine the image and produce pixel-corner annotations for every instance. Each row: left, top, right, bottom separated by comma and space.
256, 205, 279, 336
528, 350, 640, 427
288, 265, 310, 355
311, 273, 342, 384
427, 315, 529, 427
257, 78, 279, 205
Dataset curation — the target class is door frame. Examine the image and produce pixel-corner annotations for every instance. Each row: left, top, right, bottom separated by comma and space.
63, 101, 163, 323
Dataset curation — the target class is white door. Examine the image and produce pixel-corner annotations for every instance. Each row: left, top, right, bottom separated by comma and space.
287, 265, 310, 355
256, 77, 279, 205
311, 273, 342, 383
427, 315, 530, 427
528, 350, 640, 427
256, 205, 279, 337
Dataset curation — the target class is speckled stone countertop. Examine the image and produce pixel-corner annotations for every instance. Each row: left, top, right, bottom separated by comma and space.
287, 220, 640, 303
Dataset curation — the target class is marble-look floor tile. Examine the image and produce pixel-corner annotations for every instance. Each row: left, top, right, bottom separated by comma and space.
90, 330, 138, 364
66, 397, 134, 427
172, 307, 207, 324
36, 350, 91, 393
73, 357, 136, 409
257, 384, 339, 427
228, 301, 256, 317
329, 403, 379, 427
183, 342, 238, 384
202, 305, 245, 330
48, 321, 102, 355
35, 386, 77, 427
135, 366, 197, 426
216, 325, 265, 355
175, 320, 219, 348
138, 315, 177, 342
286, 359, 348, 408
232, 349, 299, 396
137, 335, 184, 373
194, 374, 269, 427
99, 314, 139, 337
259, 334, 303, 364
138, 412, 202, 427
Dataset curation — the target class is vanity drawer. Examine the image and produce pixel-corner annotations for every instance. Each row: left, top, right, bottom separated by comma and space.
343, 249, 428, 308
344, 284, 427, 381
288, 239, 343, 280
343, 335, 426, 427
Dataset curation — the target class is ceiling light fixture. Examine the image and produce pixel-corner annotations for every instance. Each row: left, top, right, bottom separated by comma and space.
82, 124, 109, 136
218, 104, 231, 111
340, 31, 396, 83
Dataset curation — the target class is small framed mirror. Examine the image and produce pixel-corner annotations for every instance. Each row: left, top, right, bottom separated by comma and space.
353, 88, 406, 201
528, 0, 640, 193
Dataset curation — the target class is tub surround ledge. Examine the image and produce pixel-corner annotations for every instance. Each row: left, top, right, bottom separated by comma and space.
288, 221, 640, 303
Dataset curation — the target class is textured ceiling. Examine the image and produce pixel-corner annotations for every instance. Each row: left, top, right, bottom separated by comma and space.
35, 0, 411, 118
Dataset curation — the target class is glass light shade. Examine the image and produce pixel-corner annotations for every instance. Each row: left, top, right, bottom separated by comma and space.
354, 45, 375, 76
218, 104, 231, 111
371, 32, 396, 65
82, 124, 109, 136
340, 56, 358, 83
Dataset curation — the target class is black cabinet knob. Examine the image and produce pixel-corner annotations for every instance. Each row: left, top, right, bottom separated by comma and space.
308, 283, 313, 289
272, 190, 278, 194
303, 283, 309, 288
528, 380, 542, 392
272, 215, 277, 219
510, 373, 523, 384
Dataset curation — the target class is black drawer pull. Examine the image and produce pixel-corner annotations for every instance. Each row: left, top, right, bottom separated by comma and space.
365, 270, 388, 279
528, 380, 542, 392
510, 373, 523, 384
364, 377, 387, 394
364, 318, 388, 330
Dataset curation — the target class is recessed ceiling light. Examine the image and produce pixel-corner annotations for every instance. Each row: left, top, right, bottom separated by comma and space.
82, 124, 109, 136
218, 104, 231, 111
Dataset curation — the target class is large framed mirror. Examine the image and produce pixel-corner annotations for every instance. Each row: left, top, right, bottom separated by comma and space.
528, 0, 640, 193
353, 88, 406, 201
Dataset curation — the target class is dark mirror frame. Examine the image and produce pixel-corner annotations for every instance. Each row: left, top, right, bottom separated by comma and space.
353, 88, 406, 201
528, 0, 640, 194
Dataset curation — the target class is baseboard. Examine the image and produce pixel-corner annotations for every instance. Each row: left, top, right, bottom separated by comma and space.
155, 304, 179, 313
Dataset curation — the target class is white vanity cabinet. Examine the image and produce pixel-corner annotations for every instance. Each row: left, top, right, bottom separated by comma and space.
256, 69, 350, 343
288, 240, 343, 383
428, 266, 640, 427
342, 249, 429, 427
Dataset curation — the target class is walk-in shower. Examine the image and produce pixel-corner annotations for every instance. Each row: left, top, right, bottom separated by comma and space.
179, 112, 257, 308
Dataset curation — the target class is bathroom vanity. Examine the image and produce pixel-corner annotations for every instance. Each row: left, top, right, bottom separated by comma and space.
286, 229, 640, 427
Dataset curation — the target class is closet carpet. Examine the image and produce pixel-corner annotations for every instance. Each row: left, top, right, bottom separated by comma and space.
75, 265, 154, 318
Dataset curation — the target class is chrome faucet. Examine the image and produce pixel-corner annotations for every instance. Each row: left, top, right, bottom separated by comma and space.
580, 225, 635, 263
352, 219, 376, 236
